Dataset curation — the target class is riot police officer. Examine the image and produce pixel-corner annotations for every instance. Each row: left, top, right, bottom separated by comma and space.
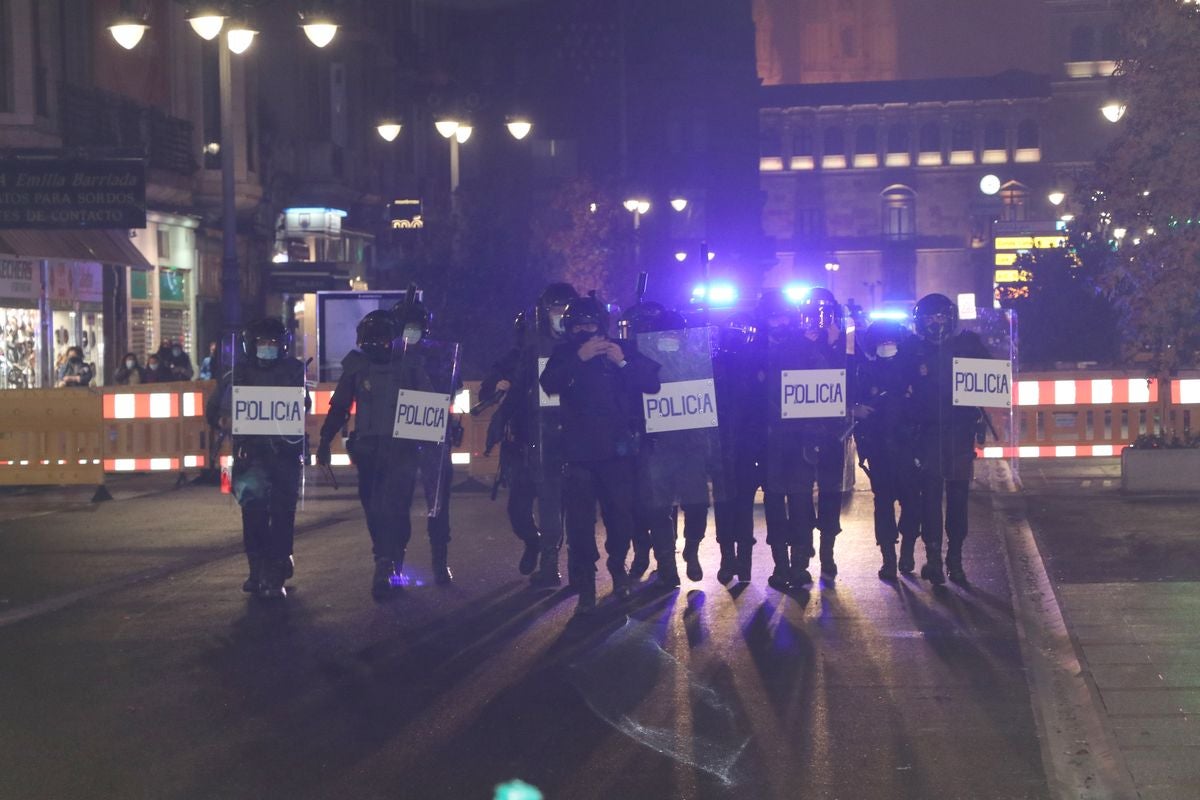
478, 282, 579, 586
907, 293, 989, 585
540, 295, 661, 616
761, 287, 848, 591
393, 299, 459, 584
206, 317, 307, 599
317, 310, 427, 600
853, 319, 920, 580
712, 313, 764, 584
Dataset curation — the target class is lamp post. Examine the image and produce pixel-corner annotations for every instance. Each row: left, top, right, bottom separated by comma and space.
435, 117, 531, 206
623, 198, 650, 269
110, 6, 337, 359
824, 256, 841, 295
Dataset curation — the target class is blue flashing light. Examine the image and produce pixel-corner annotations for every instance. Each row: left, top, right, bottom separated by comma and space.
783, 284, 810, 304
691, 284, 707, 299
868, 309, 909, 321
707, 283, 738, 306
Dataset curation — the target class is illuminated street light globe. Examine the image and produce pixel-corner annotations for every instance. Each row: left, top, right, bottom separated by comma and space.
454, 125, 473, 144
623, 199, 640, 213
376, 122, 402, 142
435, 119, 461, 139
979, 174, 1001, 196
109, 16, 148, 49
506, 119, 532, 140
300, 15, 337, 48
1047, 190, 1065, 206
670, 197, 688, 212
1101, 103, 1126, 123
226, 21, 258, 54
187, 9, 226, 40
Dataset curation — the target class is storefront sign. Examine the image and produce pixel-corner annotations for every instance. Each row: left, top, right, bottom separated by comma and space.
0, 155, 146, 229
0, 257, 41, 301
390, 198, 423, 230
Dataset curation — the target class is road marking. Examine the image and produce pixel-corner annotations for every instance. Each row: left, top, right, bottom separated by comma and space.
987, 461, 1139, 799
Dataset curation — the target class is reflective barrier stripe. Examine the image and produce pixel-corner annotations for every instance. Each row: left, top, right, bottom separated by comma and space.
1016, 377, 1159, 406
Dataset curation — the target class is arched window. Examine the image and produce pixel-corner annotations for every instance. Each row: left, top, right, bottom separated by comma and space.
886, 122, 910, 165
918, 122, 941, 165
822, 127, 847, 168
950, 120, 974, 163
983, 120, 1006, 151
1017, 119, 1039, 149
854, 124, 878, 167
1069, 26, 1094, 62
855, 124, 876, 155
793, 127, 814, 156
760, 127, 782, 157
1000, 181, 1028, 222
824, 127, 846, 156
882, 185, 916, 239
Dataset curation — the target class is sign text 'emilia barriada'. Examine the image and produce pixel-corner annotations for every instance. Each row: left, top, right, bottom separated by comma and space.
0, 156, 147, 229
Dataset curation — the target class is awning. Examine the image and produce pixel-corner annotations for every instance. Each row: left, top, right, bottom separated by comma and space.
0, 229, 153, 270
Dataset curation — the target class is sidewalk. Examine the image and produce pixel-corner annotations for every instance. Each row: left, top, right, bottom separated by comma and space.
1007, 457, 1200, 800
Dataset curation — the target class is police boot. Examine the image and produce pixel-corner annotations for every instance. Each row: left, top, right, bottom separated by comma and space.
573, 570, 597, 617
432, 542, 453, 585
898, 536, 917, 574
655, 562, 681, 589
682, 539, 704, 581
878, 543, 898, 581
946, 545, 967, 585
819, 533, 838, 578
629, 543, 651, 580
256, 558, 288, 600
518, 534, 541, 576
371, 557, 397, 601
767, 545, 791, 591
920, 544, 946, 586
283, 555, 294, 581
735, 542, 754, 583
716, 541, 738, 584
530, 543, 562, 589
790, 544, 814, 587
242, 553, 262, 593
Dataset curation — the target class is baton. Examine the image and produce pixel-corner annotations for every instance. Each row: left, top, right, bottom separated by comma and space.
320, 462, 339, 490
471, 388, 506, 416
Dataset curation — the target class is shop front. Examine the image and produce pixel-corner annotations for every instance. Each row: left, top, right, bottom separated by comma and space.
48, 261, 105, 386
129, 213, 200, 366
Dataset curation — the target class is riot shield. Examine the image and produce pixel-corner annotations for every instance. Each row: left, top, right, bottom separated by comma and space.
530, 332, 567, 486
636, 326, 726, 509
390, 337, 461, 519
765, 326, 853, 495
228, 343, 307, 510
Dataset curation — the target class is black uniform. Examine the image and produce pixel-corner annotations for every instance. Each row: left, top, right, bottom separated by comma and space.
907, 329, 989, 583
711, 326, 765, 583
320, 348, 430, 590
206, 355, 306, 598
539, 337, 660, 608
763, 327, 847, 586
478, 326, 568, 583
852, 336, 921, 575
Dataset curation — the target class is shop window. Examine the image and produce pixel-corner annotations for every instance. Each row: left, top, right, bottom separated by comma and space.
0, 307, 42, 389
882, 185, 916, 239
157, 228, 172, 262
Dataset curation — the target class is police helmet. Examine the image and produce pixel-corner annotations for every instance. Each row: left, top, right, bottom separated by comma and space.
392, 299, 431, 343
864, 319, 909, 358
357, 310, 395, 363
756, 288, 797, 329
719, 312, 757, 350
242, 317, 290, 364
561, 295, 609, 339
913, 293, 958, 344
799, 287, 840, 332
617, 301, 665, 340
538, 282, 579, 310
513, 310, 528, 341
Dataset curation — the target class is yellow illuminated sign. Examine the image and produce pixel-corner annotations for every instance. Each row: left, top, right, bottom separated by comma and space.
994, 237, 1033, 250
994, 269, 1032, 283
995, 252, 1017, 266
1033, 236, 1066, 248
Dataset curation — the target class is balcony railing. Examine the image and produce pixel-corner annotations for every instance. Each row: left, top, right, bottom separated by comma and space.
59, 83, 197, 176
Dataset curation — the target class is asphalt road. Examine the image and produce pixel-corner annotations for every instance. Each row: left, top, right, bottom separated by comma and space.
0, 469, 1051, 800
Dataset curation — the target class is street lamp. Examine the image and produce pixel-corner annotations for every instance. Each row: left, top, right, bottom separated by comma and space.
506, 117, 532, 141
1101, 102, 1126, 123
1047, 190, 1066, 206
436, 118, 467, 196
824, 257, 841, 293
299, 12, 338, 48
376, 121, 402, 142
110, 7, 332, 357
670, 197, 688, 212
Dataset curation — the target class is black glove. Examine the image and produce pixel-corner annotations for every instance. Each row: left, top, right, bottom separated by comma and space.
316, 439, 332, 466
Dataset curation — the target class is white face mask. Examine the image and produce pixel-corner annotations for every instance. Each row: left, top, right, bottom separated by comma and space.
549, 312, 565, 334
402, 325, 423, 345
876, 342, 899, 359
656, 337, 681, 353
125, 359, 136, 369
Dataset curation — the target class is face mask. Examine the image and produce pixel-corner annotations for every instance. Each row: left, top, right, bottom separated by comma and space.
402, 325, 423, 345
256, 345, 279, 360
125, 359, 136, 369
172, 347, 181, 357
570, 328, 598, 346
657, 337, 681, 353
69, 355, 82, 364
876, 343, 898, 359
148, 362, 159, 371
549, 312, 565, 334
